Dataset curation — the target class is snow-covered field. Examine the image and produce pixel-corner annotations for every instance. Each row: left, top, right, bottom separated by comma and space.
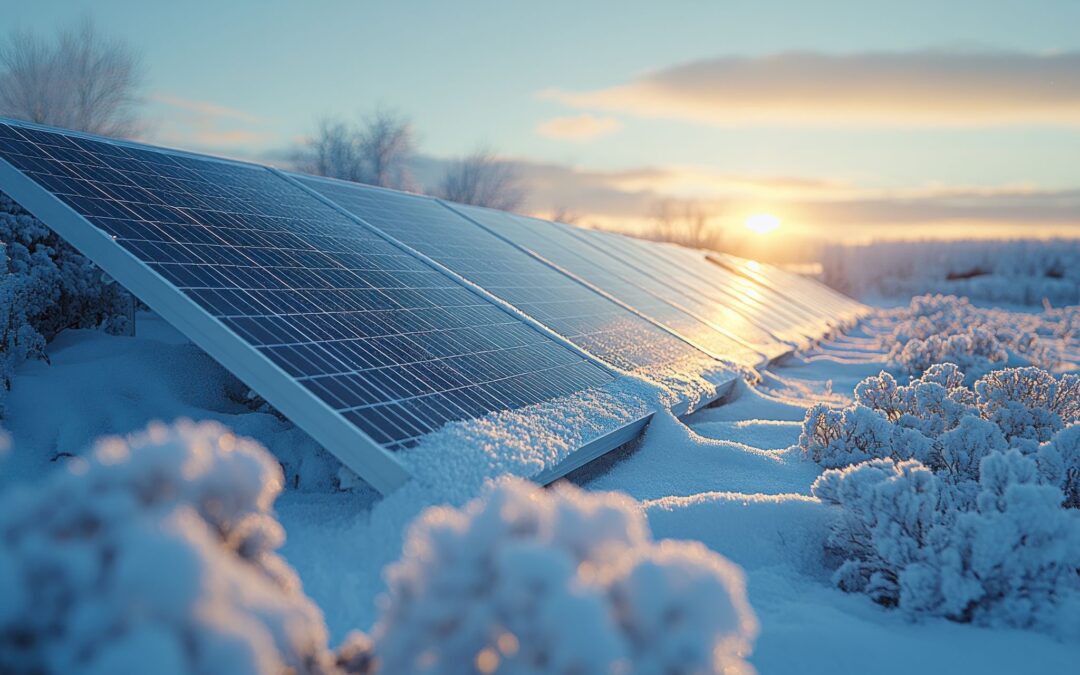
2, 296, 1077, 673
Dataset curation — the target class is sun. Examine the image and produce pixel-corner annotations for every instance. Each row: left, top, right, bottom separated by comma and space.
744, 213, 781, 235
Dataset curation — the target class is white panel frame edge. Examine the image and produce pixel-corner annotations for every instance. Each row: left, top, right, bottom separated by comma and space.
0, 141, 412, 495
273, 170, 665, 486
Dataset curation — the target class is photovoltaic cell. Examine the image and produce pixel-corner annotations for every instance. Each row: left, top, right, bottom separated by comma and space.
445, 204, 767, 367
0, 121, 613, 460
571, 228, 791, 358
650, 242, 832, 338
608, 233, 823, 345
708, 252, 865, 324
293, 175, 728, 383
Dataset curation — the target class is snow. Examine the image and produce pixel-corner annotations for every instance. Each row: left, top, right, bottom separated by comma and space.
1, 296, 1078, 672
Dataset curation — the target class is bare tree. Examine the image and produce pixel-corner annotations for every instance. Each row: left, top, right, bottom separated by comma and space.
0, 18, 144, 137
292, 117, 365, 182
648, 198, 723, 249
436, 147, 524, 211
356, 107, 415, 189
548, 206, 580, 225
292, 108, 415, 189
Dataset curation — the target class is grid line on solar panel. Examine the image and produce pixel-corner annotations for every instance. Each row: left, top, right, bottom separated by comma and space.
0, 121, 613, 451
573, 229, 790, 357
442, 204, 767, 367
608, 233, 819, 343
292, 175, 722, 376
649, 243, 829, 336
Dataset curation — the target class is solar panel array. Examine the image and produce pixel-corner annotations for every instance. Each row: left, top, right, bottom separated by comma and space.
446, 204, 768, 367
579, 229, 802, 352
0, 121, 612, 456
292, 175, 729, 383
652, 242, 834, 339
0, 118, 866, 493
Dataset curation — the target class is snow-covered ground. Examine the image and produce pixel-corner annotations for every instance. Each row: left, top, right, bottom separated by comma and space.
1, 307, 1077, 673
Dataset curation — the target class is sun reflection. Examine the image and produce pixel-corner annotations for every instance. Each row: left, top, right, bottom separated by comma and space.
744, 213, 781, 234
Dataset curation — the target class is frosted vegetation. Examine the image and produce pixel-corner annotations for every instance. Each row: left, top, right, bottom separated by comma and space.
0, 193, 129, 414
822, 239, 1080, 306
0, 421, 758, 674
884, 294, 1076, 380
800, 363, 1080, 635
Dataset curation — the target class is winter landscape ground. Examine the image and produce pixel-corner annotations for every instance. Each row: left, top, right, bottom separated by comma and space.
1, 280, 1077, 672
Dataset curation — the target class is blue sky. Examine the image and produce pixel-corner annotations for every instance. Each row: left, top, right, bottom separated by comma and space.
8, 0, 1080, 240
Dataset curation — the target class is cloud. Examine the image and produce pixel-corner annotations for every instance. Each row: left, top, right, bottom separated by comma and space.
542, 50, 1080, 127
145, 92, 276, 150
536, 114, 623, 141
407, 154, 1080, 239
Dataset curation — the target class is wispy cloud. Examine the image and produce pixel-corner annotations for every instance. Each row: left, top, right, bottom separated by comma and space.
542, 50, 1080, 127
536, 114, 623, 141
410, 154, 1080, 240
145, 92, 276, 150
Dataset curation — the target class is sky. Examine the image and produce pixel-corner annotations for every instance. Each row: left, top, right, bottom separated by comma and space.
7, 0, 1080, 247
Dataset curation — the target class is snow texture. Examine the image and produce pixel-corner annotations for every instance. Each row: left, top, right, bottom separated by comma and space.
0, 420, 348, 675
822, 238, 1080, 306
372, 477, 758, 675
0, 192, 129, 414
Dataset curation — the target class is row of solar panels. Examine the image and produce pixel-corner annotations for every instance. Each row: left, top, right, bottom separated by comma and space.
0, 118, 867, 493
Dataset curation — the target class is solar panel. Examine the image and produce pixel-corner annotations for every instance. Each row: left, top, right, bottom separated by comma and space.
639, 240, 833, 342
0, 120, 617, 493
587, 230, 813, 348
708, 252, 866, 324
443, 204, 767, 367
290, 175, 732, 394
558, 226, 791, 361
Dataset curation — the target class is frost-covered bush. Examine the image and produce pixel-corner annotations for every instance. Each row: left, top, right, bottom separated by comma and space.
821, 239, 1080, 306
813, 451, 1080, 635
0, 192, 130, 412
372, 478, 758, 675
883, 294, 1073, 378
0, 420, 347, 675
801, 365, 1078, 475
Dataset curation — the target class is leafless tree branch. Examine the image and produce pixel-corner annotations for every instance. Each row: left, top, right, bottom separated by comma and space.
0, 18, 144, 137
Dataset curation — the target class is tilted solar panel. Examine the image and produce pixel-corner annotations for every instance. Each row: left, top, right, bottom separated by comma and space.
652, 242, 835, 338
442, 204, 766, 367
0, 120, 616, 493
556, 225, 791, 361
290, 175, 732, 394
588, 230, 812, 348
708, 251, 866, 324
626, 237, 831, 344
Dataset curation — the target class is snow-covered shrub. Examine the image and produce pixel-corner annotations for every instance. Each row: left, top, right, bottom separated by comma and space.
883, 294, 1072, 378
974, 367, 1079, 442
372, 478, 758, 675
1036, 424, 1080, 509
0, 420, 346, 675
889, 326, 1007, 382
813, 451, 1080, 635
0, 192, 130, 413
800, 365, 1077, 474
821, 239, 1080, 306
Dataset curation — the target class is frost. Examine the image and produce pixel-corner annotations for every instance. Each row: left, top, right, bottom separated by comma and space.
882, 294, 1074, 379
0, 420, 344, 675
0, 192, 130, 413
372, 478, 758, 674
812, 451, 1080, 635
821, 239, 1080, 306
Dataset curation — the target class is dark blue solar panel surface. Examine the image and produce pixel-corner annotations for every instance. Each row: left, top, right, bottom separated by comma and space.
446, 204, 767, 367
0, 122, 613, 450
294, 176, 719, 376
